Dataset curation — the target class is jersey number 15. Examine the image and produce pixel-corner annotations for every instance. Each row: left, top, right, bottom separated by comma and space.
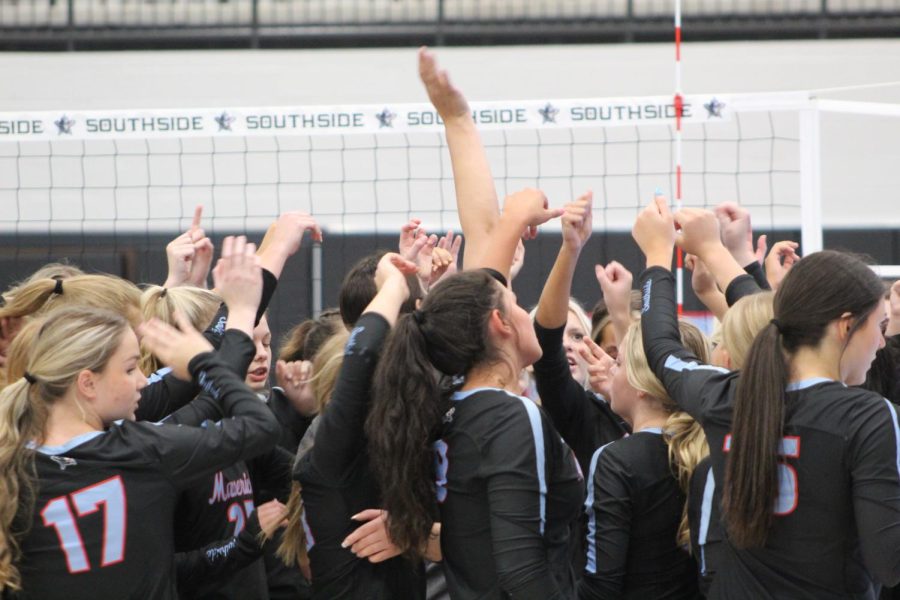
41, 475, 127, 574
724, 434, 800, 516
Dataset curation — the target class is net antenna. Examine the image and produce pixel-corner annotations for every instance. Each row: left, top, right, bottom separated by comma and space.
673, 0, 685, 315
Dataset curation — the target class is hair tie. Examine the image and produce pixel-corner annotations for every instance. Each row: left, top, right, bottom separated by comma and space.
52, 278, 64, 295
413, 309, 426, 326
23, 372, 37, 385
481, 268, 509, 288
770, 318, 783, 333
160, 287, 168, 298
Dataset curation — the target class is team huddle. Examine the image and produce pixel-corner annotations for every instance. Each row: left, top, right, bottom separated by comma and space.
1, 48, 899, 600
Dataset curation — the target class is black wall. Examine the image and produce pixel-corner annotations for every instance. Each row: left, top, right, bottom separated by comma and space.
2, 228, 899, 349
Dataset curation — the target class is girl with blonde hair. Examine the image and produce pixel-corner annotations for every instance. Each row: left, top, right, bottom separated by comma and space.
578, 318, 708, 599
0, 305, 278, 600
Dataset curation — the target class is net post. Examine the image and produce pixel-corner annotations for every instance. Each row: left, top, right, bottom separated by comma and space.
799, 104, 824, 255
311, 241, 323, 318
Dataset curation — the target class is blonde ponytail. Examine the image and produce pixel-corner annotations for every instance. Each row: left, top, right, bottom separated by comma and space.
0, 378, 46, 591
622, 318, 711, 549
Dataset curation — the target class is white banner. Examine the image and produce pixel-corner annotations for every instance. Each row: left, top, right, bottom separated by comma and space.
0, 92, 812, 142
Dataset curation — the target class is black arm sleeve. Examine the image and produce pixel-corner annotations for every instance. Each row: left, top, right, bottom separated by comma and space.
305, 312, 389, 481
532, 320, 589, 446
640, 267, 736, 423
578, 449, 631, 600
743, 260, 771, 291
175, 510, 265, 595
249, 445, 294, 504
163, 329, 257, 427
135, 352, 281, 489
864, 335, 900, 404
724, 273, 763, 307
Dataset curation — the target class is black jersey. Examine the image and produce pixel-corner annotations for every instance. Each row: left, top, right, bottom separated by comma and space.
16, 352, 280, 600
640, 266, 900, 599
164, 328, 293, 599
435, 386, 583, 600
687, 456, 722, 596
578, 429, 700, 600
532, 321, 630, 478
267, 387, 315, 454
294, 313, 424, 600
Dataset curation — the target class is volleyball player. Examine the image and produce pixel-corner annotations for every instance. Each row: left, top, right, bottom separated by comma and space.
0, 237, 281, 599
579, 317, 707, 600
288, 252, 428, 600
532, 193, 628, 478
633, 197, 900, 598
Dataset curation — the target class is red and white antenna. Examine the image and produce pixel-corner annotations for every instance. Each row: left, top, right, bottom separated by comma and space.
673, 0, 685, 315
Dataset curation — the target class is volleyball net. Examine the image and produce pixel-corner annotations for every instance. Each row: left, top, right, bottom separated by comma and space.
0, 90, 898, 320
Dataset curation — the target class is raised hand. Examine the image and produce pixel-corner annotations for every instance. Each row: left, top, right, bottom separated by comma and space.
594, 261, 635, 345
686, 254, 716, 296
418, 47, 470, 122
686, 253, 728, 320
186, 205, 214, 289
429, 246, 454, 287
764, 240, 800, 291
258, 212, 323, 278
163, 231, 197, 288
342, 509, 404, 564
212, 236, 262, 336
139, 312, 214, 381
579, 337, 616, 398
502, 188, 564, 238
673, 208, 724, 260
755, 234, 768, 265
714, 202, 757, 267
561, 191, 593, 254
398, 219, 429, 261
374, 252, 419, 295
632, 195, 676, 267
275, 359, 316, 416
434, 230, 462, 280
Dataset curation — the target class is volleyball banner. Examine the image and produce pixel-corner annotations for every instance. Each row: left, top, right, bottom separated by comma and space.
0, 93, 810, 142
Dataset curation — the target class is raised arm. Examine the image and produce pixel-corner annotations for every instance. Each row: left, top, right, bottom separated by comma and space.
532, 194, 595, 437
137, 317, 281, 488
595, 261, 636, 347
419, 47, 498, 267
256, 211, 322, 280
633, 198, 735, 422
309, 253, 416, 479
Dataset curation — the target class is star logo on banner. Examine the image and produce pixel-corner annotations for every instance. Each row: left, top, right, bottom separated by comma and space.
704, 97, 726, 118
538, 102, 559, 124
214, 111, 235, 132
376, 108, 396, 128
54, 115, 75, 135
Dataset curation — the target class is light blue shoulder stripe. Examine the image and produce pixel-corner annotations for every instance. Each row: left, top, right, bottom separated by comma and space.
697, 468, 716, 575
515, 396, 547, 536
584, 441, 615, 575
664, 355, 730, 374
30, 430, 105, 455
147, 366, 173, 384
785, 377, 834, 392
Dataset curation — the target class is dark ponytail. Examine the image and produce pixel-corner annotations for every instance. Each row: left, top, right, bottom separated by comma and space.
724, 250, 884, 548
366, 270, 504, 557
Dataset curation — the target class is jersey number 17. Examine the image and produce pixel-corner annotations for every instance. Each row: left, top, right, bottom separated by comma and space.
40, 475, 127, 574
